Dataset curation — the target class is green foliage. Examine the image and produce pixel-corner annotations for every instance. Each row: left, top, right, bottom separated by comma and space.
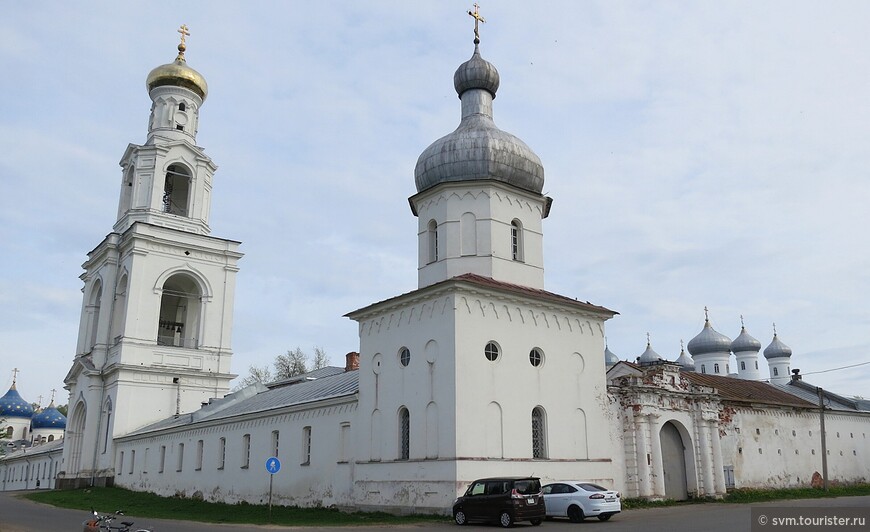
623, 484, 870, 510
23, 487, 447, 526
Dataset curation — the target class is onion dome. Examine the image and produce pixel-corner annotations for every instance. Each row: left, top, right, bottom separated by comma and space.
638, 340, 663, 365
687, 317, 732, 356
675, 344, 695, 370
146, 26, 208, 101
414, 45, 544, 195
604, 345, 620, 367
31, 402, 67, 430
731, 326, 761, 352
0, 384, 34, 419
764, 334, 792, 359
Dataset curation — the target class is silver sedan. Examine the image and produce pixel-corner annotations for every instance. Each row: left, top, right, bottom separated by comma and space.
542, 481, 621, 522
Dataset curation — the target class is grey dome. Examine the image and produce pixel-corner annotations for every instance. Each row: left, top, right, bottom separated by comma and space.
638, 343, 663, 365
764, 334, 792, 359
453, 46, 500, 98
675, 348, 695, 370
414, 45, 545, 195
731, 326, 762, 353
687, 320, 732, 356
605, 346, 620, 367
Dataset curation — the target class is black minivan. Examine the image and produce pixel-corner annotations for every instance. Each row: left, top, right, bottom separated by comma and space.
452, 477, 545, 527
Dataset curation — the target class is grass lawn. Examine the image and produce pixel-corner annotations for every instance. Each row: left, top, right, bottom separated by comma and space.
622, 484, 870, 509
24, 487, 450, 527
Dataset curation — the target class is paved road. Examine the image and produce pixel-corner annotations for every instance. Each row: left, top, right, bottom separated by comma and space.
1, 491, 868, 531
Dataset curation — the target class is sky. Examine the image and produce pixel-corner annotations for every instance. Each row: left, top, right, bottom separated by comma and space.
1, 1, 868, 408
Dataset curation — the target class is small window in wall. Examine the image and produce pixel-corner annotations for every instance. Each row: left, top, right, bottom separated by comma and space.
196, 440, 203, 471
218, 437, 226, 470
241, 434, 251, 468
485, 342, 500, 362
773, 367, 779, 376
399, 347, 410, 367
510, 220, 524, 261
532, 407, 547, 459
178, 102, 186, 112
740, 361, 746, 371
177, 443, 184, 472
271, 430, 280, 457
302, 426, 312, 465
339, 423, 350, 462
118, 451, 124, 475
143, 448, 149, 474
398, 408, 410, 461
159, 445, 166, 473
129, 450, 135, 474
714, 363, 720, 374
529, 348, 544, 367
427, 220, 438, 263
701, 364, 706, 374
755, 361, 758, 369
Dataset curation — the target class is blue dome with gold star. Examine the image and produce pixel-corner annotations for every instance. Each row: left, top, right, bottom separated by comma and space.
0, 384, 34, 419
31, 402, 66, 429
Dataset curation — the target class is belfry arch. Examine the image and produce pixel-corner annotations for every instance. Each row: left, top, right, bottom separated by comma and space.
157, 272, 204, 348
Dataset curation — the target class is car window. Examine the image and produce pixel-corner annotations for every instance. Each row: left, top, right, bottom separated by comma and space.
565, 484, 578, 493
469, 482, 486, 496
542, 485, 553, 495
513, 479, 541, 495
487, 481, 509, 495
577, 483, 607, 492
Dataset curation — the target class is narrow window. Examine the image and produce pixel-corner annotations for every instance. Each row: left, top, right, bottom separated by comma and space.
177, 443, 184, 472
339, 423, 350, 462
178, 102, 186, 112
510, 220, 524, 261
755, 361, 758, 369
532, 407, 547, 459
159, 445, 166, 473
701, 364, 706, 374
118, 451, 124, 475
217, 438, 226, 470
129, 450, 135, 474
162, 164, 191, 216
302, 427, 312, 465
529, 348, 544, 367
271, 430, 280, 457
195, 440, 203, 471
102, 398, 113, 454
398, 408, 410, 460
773, 367, 779, 376
714, 363, 720, 374
143, 448, 149, 474
740, 361, 746, 370
427, 220, 438, 263
485, 342, 500, 362
241, 434, 251, 468
399, 347, 410, 367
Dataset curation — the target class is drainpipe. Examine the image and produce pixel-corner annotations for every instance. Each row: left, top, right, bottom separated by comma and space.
817, 386, 828, 491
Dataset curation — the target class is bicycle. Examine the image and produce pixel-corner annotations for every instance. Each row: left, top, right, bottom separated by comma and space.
82, 509, 153, 532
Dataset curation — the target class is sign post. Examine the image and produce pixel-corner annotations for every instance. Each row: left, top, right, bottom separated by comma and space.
265, 457, 281, 519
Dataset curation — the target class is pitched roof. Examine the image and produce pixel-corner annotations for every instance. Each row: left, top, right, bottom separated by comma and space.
347, 273, 616, 318
682, 372, 815, 408
774, 379, 869, 412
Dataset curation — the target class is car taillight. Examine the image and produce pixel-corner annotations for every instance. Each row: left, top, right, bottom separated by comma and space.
589, 493, 605, 499
511, 489, 523, 499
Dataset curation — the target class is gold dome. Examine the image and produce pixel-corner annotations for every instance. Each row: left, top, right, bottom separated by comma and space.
146, 27, 208, 101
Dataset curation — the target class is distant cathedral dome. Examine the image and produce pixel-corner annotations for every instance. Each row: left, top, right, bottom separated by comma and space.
638, 341, 663, 365
764, 334, 792, 359
675, 345, 694, 370
414, 44, 544, 195
146, 28, 208, 101
604, 345, 620, 367
0, 384, 34, 419
30, 402, 66, 430
731, 326, 761, 352
687, 318, 732, 356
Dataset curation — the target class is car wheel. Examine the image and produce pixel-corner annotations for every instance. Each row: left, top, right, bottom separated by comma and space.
598, 514, 612, 521
499, 511, 513, 528
567, 505, 585, 523
530, 518, 543, 526
454, 509, 467, 526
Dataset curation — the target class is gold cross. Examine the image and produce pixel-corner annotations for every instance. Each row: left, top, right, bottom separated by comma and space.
467, 3, 485, 44
178, 24, 190, 47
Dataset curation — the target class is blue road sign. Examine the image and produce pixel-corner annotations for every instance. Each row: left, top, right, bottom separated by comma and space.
265, 457, 281, 474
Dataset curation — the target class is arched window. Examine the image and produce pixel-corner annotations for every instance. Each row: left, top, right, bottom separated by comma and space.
87, 281, 103, 352
158, 273, 202, 348
740, 361, 746, 371
48, 435, 55, 442
398, 407, 410, 460
701, 364, 706, 374
102, 397, 113, 454
531, 407, 547, 459
510, 220, 524, 261
773, 367, 779, 376
714, 363, 720, 374
178, 102, 186, 112
162, 164, 191, 216
427, 220, 438, 263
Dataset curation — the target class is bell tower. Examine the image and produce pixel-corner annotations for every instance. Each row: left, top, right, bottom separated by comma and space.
59, 27, 243, 488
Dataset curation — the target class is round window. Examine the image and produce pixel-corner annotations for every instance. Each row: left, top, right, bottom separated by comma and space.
484, 342, 500, 362
529, 348, 543, 367
399, 347, 410, 367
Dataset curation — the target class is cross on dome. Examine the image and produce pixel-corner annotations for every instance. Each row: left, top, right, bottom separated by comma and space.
467, 3, 486, 44
176, 24, 190, 59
